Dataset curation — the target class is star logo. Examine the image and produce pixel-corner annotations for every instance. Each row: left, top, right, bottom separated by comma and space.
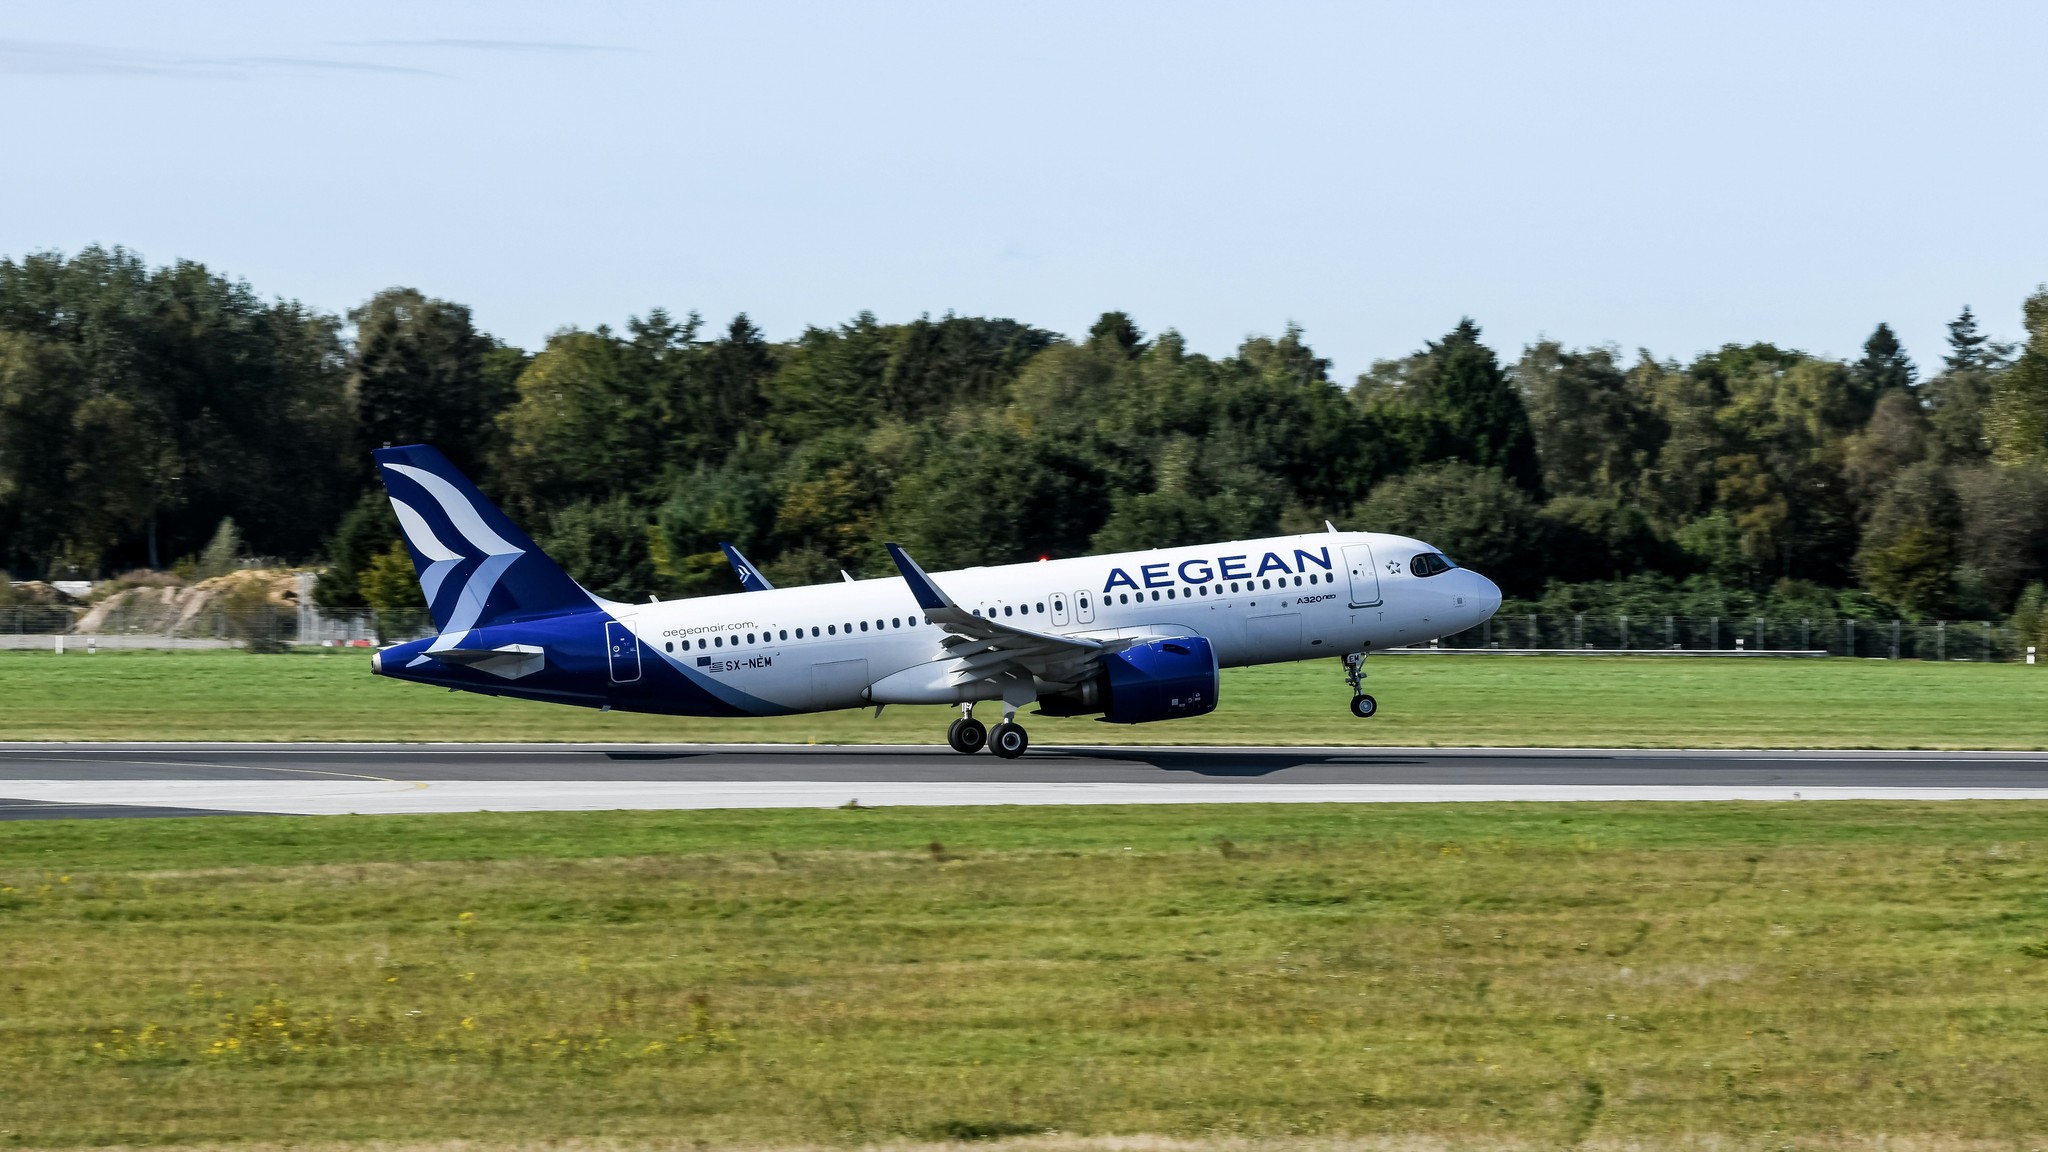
1386, 561, 1401, 574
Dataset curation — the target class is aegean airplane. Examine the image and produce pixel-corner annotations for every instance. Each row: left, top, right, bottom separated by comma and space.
370, 444, 1502, 757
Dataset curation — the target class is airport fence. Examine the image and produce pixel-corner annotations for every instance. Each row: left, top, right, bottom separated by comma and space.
0, 605, 434, 650
0, 604, 2039, 661
1413, 613, 2037, 661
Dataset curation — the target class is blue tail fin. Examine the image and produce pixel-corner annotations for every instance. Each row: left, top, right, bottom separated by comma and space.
372, 444, 597, 633
720, 541, 776, 592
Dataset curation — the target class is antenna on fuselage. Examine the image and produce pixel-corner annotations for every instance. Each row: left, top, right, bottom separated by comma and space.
1325, 520, 1339, 533
842, 570, 856, 582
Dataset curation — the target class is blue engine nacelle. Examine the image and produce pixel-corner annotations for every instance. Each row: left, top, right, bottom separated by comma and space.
1037, 636, 1219, 723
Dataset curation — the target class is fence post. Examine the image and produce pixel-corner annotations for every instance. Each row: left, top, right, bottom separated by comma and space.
1619, 615, 1628, 650
1937, 620, 1945, 662
1801, 617, 1810, 651
1845, 618, 1855, 656
1710, 616, 1719, 650
1574, 614, 1584, 648
1755, 617, 1764, 651
1666, 615, 1674, 649
1528, 614, 1538, 649
1985, 621, 1992, 662
1482, 618, 1491, 648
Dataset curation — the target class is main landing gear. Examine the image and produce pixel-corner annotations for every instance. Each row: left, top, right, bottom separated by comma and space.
946, 705, 987, 754
1343, 651, 1377, 719
946, 702, 1031, 758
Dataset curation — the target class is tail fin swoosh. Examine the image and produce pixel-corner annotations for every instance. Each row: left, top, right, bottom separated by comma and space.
372, 444, 597, 633
720, 542, 775, 592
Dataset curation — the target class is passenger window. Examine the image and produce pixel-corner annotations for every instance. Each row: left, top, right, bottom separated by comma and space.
828, 625, 836, 635
1197, 586, 1206, 596
1004, 605, 1013, 617
746, 633, 755, 644
779, 629, 788, 640
1166, 588, 1175, 599
843, 622, 852, 632
892, 617, 900, 628
1119, 593, 1128, 604
1036, 602, 1044, 613
715, 635, 724, 647
859, 621, 868, 632
665, 641, 673, 652
1151, 590, 1161, 601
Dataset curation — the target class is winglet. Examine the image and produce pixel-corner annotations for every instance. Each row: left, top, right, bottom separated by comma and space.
884, 543, 955, 612
719, 542, 775, 592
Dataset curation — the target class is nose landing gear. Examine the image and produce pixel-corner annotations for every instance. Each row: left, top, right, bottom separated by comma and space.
1343, 651, 1377, 719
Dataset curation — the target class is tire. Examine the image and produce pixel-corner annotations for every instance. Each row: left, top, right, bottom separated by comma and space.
947, 717, 987, 754
988, 721, 1029, 759
1349, 693, 1378, 719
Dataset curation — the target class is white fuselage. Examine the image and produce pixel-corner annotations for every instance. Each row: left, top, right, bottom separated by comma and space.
605, 531, 1500, 714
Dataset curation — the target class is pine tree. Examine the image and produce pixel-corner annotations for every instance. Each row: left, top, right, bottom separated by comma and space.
1945, 306, 1988, 372
1853, 322, 1917, 395
1417, 320, 1544, 493
1086, 312, 1146, 359
195, 518, 242, 580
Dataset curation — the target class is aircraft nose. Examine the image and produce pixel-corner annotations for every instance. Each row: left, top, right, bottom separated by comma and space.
1469, 570, 1502, 618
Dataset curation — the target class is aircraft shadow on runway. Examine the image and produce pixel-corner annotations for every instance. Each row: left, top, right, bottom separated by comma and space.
1048, 749, 1432, 777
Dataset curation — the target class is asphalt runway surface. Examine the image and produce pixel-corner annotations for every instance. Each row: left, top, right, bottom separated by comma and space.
4, 742, 2048, 818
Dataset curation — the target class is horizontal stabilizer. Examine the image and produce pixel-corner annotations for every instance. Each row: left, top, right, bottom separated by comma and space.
421, 643, 545, 680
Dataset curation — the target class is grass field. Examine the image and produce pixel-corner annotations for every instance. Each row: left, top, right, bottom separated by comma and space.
5, 801, 2048, 1149
1, 648, 2045, 747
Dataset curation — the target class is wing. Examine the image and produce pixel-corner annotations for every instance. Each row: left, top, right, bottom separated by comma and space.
719, 542, 776, 592
884, 542, 1123, 688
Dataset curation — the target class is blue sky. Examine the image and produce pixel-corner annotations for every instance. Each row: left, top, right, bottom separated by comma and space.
4, 1, 2044, 380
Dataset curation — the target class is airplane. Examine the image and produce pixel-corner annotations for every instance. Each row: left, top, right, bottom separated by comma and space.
369, 444, 1502, 757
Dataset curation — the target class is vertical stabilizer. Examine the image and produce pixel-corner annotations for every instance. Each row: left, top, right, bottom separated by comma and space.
372, 444, 597, 634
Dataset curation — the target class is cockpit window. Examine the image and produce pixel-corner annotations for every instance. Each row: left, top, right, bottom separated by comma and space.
1409, 551, 1457, 577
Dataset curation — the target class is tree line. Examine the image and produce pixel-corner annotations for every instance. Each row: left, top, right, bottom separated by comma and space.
4, 246, 2047, 629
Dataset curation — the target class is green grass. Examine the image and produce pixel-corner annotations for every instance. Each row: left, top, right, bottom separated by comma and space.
2, 648, 2047, 747
5, 802, 2048, 1148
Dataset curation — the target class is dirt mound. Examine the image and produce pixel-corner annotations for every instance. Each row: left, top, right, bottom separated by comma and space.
6, 580, 83, 606
76, 570, 308, 634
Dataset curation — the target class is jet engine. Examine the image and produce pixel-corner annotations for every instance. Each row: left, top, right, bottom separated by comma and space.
1037, 636, 1219, 724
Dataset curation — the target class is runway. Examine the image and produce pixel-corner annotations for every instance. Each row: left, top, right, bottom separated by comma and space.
4, 742, 2048, 818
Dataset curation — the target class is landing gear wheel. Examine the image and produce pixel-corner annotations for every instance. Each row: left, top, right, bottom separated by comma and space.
988, 721, 1029, 759
1349, 693, 1378, 719
947, 717, 987, 754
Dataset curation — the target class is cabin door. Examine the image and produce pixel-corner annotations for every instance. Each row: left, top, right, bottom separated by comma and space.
605, 619, 643, 684
1344, 544, 1383, 608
